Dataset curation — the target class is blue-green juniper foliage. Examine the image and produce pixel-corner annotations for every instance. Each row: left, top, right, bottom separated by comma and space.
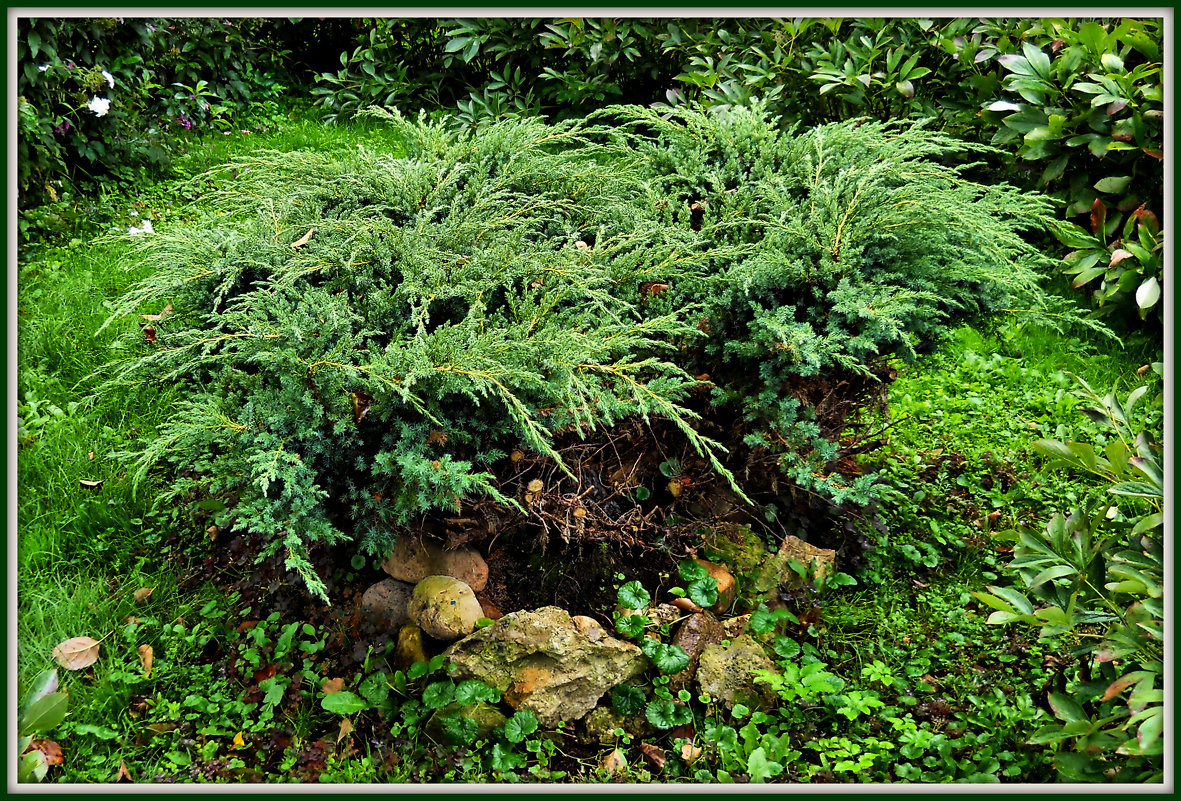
99, 104, 1074, 600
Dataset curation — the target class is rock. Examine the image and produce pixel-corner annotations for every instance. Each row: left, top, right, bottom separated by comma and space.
407, 576, 483, 641
754, 534, 837, 592
703, 523, 768, 577
721, 614, 750, 639
667, 611, 726, 692
571, 615, 607, 642
647, 603, 683, 629
383, 536, 488, 592
359, 578, 414, 632
695, 634, 780, 711
444, 606, 648, 727
393, 623, 429, 671
579, 703, 655, 745
695, 558, 736, 611
425, 701, 506, 744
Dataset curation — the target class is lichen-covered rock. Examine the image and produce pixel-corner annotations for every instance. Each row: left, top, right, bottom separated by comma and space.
444, 606, 647, 727
383, 537, 489, 591
359, 578, 414, 633
579, 704, 655, 745
407, 576, 483, 641
695, 635, 780, 711
702, 523, 769, 577
754, 534, 837, 591
667, 611, 725, 692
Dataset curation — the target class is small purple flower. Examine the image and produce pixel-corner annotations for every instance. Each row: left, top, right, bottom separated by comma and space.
176, 113, 192, 130
53, 120, 71, 135
65, 60, 75, 69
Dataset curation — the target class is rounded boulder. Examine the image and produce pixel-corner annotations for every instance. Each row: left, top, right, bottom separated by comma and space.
407, 576, 483, 641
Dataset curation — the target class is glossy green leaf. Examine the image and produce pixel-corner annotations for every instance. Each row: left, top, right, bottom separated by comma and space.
321, 691, 369, 716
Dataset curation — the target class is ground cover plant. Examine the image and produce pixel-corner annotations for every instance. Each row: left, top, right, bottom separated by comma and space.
15, 15, 1165, 787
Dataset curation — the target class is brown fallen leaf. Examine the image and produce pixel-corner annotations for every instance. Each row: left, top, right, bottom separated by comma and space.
1137, 364, 1151, 376
29, 738, 63, 767
133, 587, 154, 604
142, 325, 157, 342
679, 742, 703, 764
321, 677, 345, 695
52, 635, 102, 670
291, 228, 314, 248
638, 742, 666, 770
137, 644, 153, 678
600, 747, 627, 773
87, 451, 95, 460
80, 479, 104, 491
253, 663, 278, 684
139, 304, 173, 322
206, 524, 219, 541
337, 717, 354, 744
116, 760, 133, 783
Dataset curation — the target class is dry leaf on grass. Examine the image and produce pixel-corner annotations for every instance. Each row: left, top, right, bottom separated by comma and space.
337, 717, 353, 743
133, 587, 154, 603
116, 760, 133, 782
137, 644, 153, 677
600, 748, 627, 773
291, 228, 314, 248
29, 739, 63, 766
52, 636, 101, 670
321, 677, 345, 695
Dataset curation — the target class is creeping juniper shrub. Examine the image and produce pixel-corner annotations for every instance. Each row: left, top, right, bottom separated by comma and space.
101, 105, 1070, 599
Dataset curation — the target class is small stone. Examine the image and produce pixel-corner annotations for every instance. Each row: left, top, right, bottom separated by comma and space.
721, 614, 750, 638
407, 576, 483, 641
382, 537, 488, 591
359, 578, 414, 632
667, 611, 726, 692
393, 623, 429, 671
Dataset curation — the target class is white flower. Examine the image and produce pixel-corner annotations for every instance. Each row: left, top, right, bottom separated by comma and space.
37, 64, 49, 72
128, 219, 154, 237
101, 69, 115, 88
86, 96, 111, 117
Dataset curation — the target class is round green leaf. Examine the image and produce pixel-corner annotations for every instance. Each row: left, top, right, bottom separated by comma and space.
687, 577, 719, 608
615, 613, 648, 638
455, 679, 501, 706
611, 684, 646, 716
359, 672, 389, 707
678, 559, 708, 582
617, 580, 651, 611
645, 698, 693, 730
421, 680, 455, 710
503, 709, 539, 743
